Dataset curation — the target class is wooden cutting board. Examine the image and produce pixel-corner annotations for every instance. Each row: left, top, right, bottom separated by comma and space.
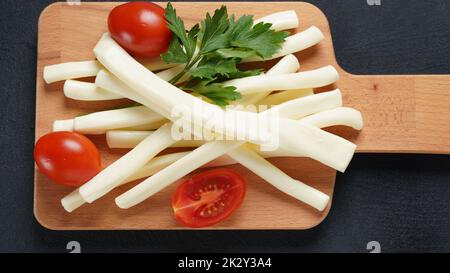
34, 2, 450, 230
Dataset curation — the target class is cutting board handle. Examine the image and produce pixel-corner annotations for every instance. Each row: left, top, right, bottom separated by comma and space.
337, 71, 450, 154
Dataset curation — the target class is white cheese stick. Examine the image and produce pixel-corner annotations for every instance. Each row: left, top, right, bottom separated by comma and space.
97, 56, 341, 148
63, 80, 123, 101
55, 89, 348, 136
74, 106, 164, 135
56, 118, 168, 133
63, 105, 362, 212
64, 57, 193, 102
121, 120, 168, 131
62, 152, 239, 213
116, 122, 355, 210
234, 54, 300, 106
106, 89, 345, 148
115, 122, 355, 209
44, 61, 102, 84
98, 54, 300, 110
114, 90, 347, 209
61, 190, 87, 213
116, 141, 245, 209
69, 54, 303, 207
267, 119, 356, 172
89, 34, 352, 211
94, 33, 223, 128
62, 151, 189, 212
94, 34, 337, 136
258, 89, 314, 106
124, 152, 190, 183
139, 153, 238, 184
115, 129, 341, 210
72, 65, 190, 102
69, 60, 313, 103
139, 57, 178, 71
67, 138, 333, 212
68, 54, 304, 208
94, 33, 302, 147
62, 17, 334, 210
79, 124, 177, 203
106, 117, 355, 176
110, 107, 362, 161
227, 145, 330, 211
53, 106, 165, 135
53, 119, 75, 132
43, 57, 180, 85
242, 26, 325, 63
254, 10, 299, 31
106, 105, 362, 150
300, 107, 363, 130
99, 54, 302, 137
95, 69, 171, 119
110, 108, 363, 176
224, 66, 339, 95
106, 130, 204, 149
266, 89, 342, 120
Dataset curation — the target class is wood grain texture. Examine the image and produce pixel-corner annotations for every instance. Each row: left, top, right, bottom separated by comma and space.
34, 2, 450, 230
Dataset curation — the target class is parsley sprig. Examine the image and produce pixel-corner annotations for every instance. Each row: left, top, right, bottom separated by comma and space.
161, 3, 288, 106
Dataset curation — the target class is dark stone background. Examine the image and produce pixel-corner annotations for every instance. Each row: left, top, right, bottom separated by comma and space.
0, 0, 449, 253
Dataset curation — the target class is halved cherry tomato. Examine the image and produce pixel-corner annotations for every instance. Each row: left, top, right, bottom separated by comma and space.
34, 132, 101, 187
172, 168, 247, 228
108, 2, 172, 57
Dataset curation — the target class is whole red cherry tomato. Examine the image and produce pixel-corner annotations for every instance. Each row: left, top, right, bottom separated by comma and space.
34, 132, 101, 187
172, 168, 247, 228
108, 2, 172, 57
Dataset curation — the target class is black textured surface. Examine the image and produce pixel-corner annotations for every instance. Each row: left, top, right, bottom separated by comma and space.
0, 0, 449, 253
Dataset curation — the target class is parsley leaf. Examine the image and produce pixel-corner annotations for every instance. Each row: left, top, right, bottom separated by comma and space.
183, 79, 241, 106
161, 3, 288, 105
161, 36, 189, 64
191, 57, 262, 81
190, 57, 239, 80
161, 3, 199, 64
231, 22, 289, 59
215, 48, 257, 59
199, 6, 230, 54
227, 68, 262, 79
